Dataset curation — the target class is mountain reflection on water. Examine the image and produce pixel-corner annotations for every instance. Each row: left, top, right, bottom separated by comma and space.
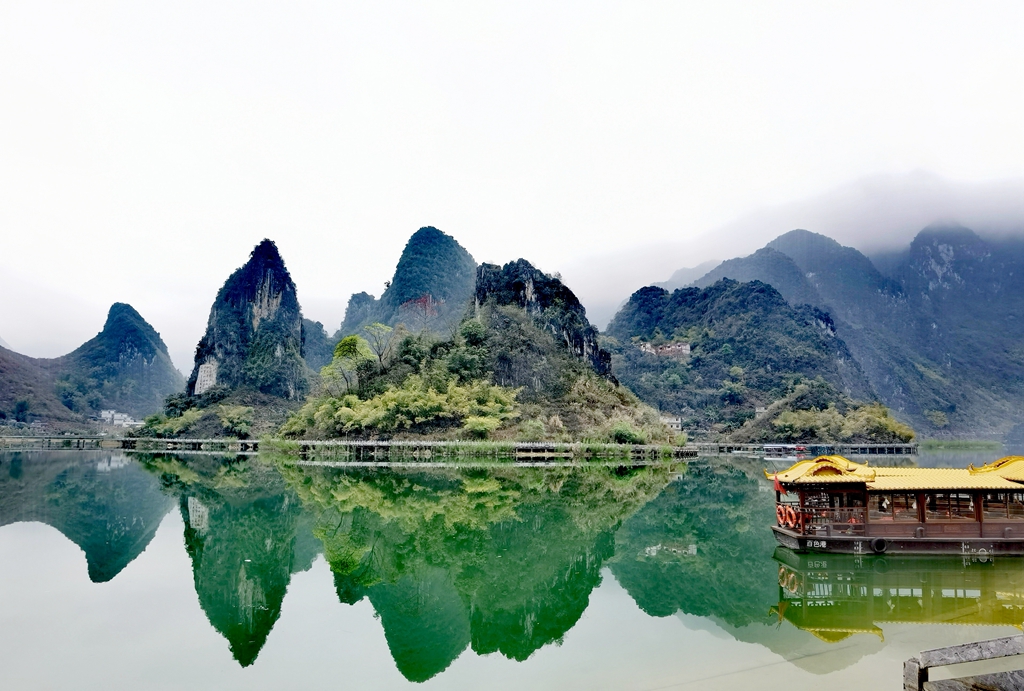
3, 451, 1024, 685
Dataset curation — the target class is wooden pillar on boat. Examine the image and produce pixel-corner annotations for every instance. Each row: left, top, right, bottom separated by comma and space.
917, 493, 926, 524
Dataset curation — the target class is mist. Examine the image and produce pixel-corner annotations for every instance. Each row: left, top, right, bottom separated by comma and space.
564, 172, 1024, 328
0, 2, 1022, 368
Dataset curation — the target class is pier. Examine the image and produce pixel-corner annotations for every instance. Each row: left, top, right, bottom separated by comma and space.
0, 436, 916, 460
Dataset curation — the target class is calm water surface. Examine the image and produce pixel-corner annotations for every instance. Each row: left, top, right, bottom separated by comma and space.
1, 449, 1022, 690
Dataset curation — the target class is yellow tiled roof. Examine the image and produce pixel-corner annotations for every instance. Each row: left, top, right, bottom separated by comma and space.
766, 456, 877, 483
868, 471, 1023, 491
969, 456, 1024, 482
767, 455, 1024, 491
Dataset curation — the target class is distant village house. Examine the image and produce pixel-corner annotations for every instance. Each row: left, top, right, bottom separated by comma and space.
99, 410, 142, 427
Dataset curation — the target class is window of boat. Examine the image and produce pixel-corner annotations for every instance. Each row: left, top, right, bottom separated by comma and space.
991, 491, 1024, 520
870, 493, 918, 521
1011, 493, 1024, 518
978, 495, 1019, 522
925, 493, 975, 521
983, 493, 1009, 519
803, 492, 830, 509
868, 494, 891, 521
982, 493, 1024, 519
892, 494, 918, 521
810, 491, 866, 510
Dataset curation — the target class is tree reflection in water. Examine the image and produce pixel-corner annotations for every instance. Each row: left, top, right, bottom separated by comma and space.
283, 463, 676, 681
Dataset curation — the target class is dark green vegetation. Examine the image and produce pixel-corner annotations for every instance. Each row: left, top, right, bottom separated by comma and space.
301, 319, 336, 371
0, 303, 184, 427
59, 303, 185, 418
0, 451, 174, 581
285, 259, 672, 443
685, 225, 1024, 438
338, 227, 477, 337
604, 279, 911, 441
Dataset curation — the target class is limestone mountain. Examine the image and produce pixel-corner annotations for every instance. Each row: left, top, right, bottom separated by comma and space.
338, 227, 477, 336
61, 303, 185, 418
187, 239, 308, 401
0, 303, 183, 424
684, 225, 1024, 437
604, 279, 874, 436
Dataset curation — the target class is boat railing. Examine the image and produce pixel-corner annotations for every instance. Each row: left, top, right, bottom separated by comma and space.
777, 504, 867, 536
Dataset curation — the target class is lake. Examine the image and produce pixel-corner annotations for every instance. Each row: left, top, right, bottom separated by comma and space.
1, 449, 1023, 690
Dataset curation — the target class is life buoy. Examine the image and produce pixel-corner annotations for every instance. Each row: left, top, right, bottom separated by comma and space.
786, 572, 798, 592
777, 504, 786, 526
785, 505, 798, 529
870, 537, 887, 554
778, 566, 788, 587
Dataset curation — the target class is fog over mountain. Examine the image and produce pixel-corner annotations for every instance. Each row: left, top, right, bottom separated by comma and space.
567, 173, 1024, 328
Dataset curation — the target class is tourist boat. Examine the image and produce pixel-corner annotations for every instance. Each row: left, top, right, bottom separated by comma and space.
768, 455, 1024, 555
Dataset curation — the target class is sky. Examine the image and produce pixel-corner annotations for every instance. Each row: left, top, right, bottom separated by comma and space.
1, 1, 1022, 372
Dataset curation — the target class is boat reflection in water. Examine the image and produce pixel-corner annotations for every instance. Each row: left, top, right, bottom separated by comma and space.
772, 547, 1024, 641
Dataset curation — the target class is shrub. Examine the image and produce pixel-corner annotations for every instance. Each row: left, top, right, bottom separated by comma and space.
283, 374, 519, 437
517, 419, 547, 442
462, 416, 501, 439
12, 400, 29, 423
609, 420, 647, 445
142, 408, 203, 437
217, 405, 254, 438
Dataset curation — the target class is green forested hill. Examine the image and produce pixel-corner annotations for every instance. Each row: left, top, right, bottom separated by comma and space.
62, 303, 185, 418
0, 303, 183, 425
604, 279, 895, 439
285, 258, 670, 442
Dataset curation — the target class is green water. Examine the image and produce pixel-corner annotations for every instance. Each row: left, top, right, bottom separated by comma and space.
1, 450, 1022, 689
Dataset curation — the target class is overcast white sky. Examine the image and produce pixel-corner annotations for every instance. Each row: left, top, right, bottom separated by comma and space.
1, 1, 1022, 372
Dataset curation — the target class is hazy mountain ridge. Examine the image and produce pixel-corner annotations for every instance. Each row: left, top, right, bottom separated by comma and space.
675, 225, 1024, 437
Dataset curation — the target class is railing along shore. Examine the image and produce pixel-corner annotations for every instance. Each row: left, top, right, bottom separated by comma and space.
0, 436, 917, 460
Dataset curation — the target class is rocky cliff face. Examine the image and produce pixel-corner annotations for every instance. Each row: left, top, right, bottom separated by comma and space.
188, 240, 308, 400
475, 259, 611, 376
339, 227, 477, 336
